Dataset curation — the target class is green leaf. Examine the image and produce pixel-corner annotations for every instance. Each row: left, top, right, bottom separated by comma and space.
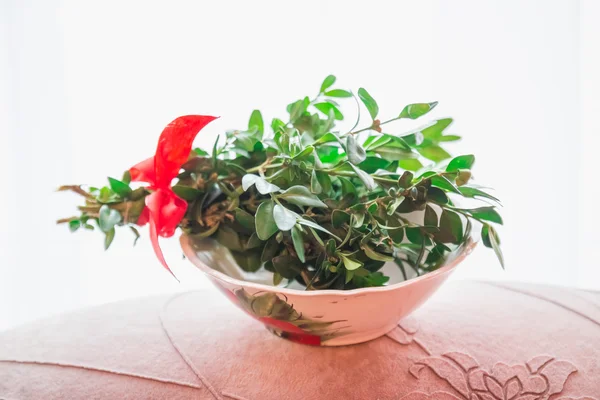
261, 237, 280, 263
353, 271, 389, 287
399, 102, 438, 119
346, 134, 366, 165
289, 99, 306, 122
419, 145, 452, 162
358, 156, 391, 173
273, 272, 284, 286
235, 208, 255, 231
108, 177, 132, 198
338, 176, 356, 196
373, 145, 418, 161
312, 132, 341, 146
278, 185, 327, 208
291, 226, 305, 263
314, 102, 343, 120
255, 200, 278, 240
424, 205, 438, 226
68, 220, 81, 232
427, 187, 449, 204
331, 209, 351, 228
398, 171, 413, 188
357, 88, 379, 120
121, 170, 131, 184
232, 250, 262, 272
98, 205, 122, 233
349, 163, 377, 191
212, 135, 219, 167
310, 169, 322, 194
325, 89, 352, 98
193, 147, 209, 156
248, 110, 264, 137
483, 224, 504, 269
338, 252, 363, 271
104, 228, 115, 250
273, 204, 297, 231
345, 269, 355, 284
272, 255, 302, 279
458, 186, 501, 203
421, 118, 453, 139
242, 174, 281, 194
447, 155, 475, 172
431, 175, 462, 194
297, 218, 341, 241
171, 185, 201, 201
398, 159, 423, 171
461, 206, 503, 225
386, 196, 405, 215
320, 74, 336, 93
437, 209, 463, 244
216, 225, 244, 252
361, 243, 394, 262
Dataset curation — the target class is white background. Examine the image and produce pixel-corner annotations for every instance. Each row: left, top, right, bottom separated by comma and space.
1, 0, 598, 330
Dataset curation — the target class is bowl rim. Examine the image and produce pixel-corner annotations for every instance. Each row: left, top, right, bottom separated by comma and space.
180, 234, 477, 297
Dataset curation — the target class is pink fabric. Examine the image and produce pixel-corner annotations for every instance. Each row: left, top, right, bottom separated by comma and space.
0, 281, 598, 399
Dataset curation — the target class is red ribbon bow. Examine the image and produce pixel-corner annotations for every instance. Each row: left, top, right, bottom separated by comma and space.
129, 115, 218, 277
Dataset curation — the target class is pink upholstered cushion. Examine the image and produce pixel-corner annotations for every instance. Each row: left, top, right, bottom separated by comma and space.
0, 281, 598, 399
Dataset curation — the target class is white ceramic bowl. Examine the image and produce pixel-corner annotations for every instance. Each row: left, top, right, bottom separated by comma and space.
180, 234, 476, 346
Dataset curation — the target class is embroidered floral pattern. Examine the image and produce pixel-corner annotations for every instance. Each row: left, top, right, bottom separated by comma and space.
405, 352, 596, 400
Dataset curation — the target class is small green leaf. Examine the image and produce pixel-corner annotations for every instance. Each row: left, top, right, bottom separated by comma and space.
248, 110, 264, 137
458, 186, 501, 203
314, 102, 343, 120
346, 134, 367, 165
108, 177, 132, 198
255, 200, 278, 240
104, 228, 115, 250
242, 174, 281, 194
338, 176, 356, 196
69, 220, 81, 232
273, 204, 297, 231
98, 205, 122, 233
349, 163, 377, 191
261, 237, 280, 263
278, 185, 327, 208
424, 205, 438, 226
446, 154, 475, 172
291, 226, 305, 263
345, 269, 355, 284
461, 206, 503, 225
292, 145, 315, 161
310, 169, 322, 194
398, 159, 424, 171
386, 196, 405, 215
427, 187, 449, 204
398, 171, 414, 188
235, 208, 255, 231
232, 250, 262, 272
121, 170, 131, 184
357, 88, 379, 120
216, 225, 244, 252
273, 272, 284, 286
419, 145, 452, 162
358, 156, 391, 173
437, 209, 463, 244
193, 148, 209, 156
331, 209, 351, 228
171, 185, 201, 201
297, 218, 341, 241
312, 132, 341, 146
431, 175, 462, 194
338, 252, 363, 271
399, 102, 438, 119
320, 74, 336, 93
325, 89, 352, 98
373, 145, 418, 161
272, 255, 302, 279
361, 243, 394, 262
483, 224, 504, 269
421, 118, 453, 139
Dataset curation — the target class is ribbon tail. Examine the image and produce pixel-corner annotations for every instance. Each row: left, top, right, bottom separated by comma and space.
149, 217, 179, 281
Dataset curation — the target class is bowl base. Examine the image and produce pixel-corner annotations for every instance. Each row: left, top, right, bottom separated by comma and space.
266, 322, 399, 347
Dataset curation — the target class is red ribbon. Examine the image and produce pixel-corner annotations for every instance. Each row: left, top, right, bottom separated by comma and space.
130, 115, 218, 277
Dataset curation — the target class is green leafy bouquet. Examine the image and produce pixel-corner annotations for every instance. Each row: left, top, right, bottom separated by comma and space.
58, 75, 503, 290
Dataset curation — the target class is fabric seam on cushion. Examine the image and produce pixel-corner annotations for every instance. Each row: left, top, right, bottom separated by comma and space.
0, 359, 202, 390
477, 281, 600, 328
160, 291, 224, 400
